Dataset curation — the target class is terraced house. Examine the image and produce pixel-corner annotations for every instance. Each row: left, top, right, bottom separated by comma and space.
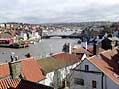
0, 52, 84, 89
0, 57, 53, 89
70, 48, 119, 89
38, 52, 84, 89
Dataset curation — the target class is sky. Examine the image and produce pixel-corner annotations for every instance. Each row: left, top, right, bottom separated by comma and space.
0, 0, 119, 23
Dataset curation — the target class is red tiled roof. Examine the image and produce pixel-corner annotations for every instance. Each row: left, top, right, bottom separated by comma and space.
89, 48, 119, 85
21, 58, 45, 82
0, 77, 20, 89
0, 57, 51, 89
16, 79, 53, 89
51, 52, 82, 62
37, 53, 83, 73
0, 57, 45, 83
87, 47, 105, 53
87, 47, 93, 52
0, 64, 10, 78
0, 78, 53, 89
72, 47, 93, 56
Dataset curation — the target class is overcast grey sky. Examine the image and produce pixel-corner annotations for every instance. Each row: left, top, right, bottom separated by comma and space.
0, 0, 119, 23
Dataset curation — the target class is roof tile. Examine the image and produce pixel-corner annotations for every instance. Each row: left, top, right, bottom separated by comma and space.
21, 58, 45, 82
37, 53, 83, 73
0, 64, 10, 78
0, 77, 20, 89
89, 48, 119, 85
0, 78, 53, 89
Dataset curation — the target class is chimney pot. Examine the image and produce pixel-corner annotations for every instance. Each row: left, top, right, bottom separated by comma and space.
93, 42, 99, 55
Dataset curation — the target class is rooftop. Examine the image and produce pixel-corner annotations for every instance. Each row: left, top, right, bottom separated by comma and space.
89, 48, 119, 85
72, 47, 93, 56
21, 58, 45, 82
0, 57, 45, 82
0, 63, 10, 78
37, 52, 83, 74
0, 77, 53, 89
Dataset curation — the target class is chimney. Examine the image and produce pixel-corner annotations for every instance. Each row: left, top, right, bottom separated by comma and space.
4, 23, 6, 29
62, 43, 70, 53
8, 61, 22, 79
93, 42, 99, 55
69, 43, 72, 54
15, 56, 19, 61
111, 40, 116, 50
10, 52, 15, 62
81, 41, 87, 49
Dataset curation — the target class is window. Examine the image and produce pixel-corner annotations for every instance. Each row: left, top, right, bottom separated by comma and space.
85, 65, 89, 71
74, 78, 84, 86
92, 80, 96, 88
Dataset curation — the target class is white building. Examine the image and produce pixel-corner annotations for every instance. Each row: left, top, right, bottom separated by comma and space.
37, 52, 84, 89
70, 48, 119, 89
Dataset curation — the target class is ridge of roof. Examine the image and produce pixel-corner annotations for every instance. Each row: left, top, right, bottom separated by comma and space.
89, 48, 119, 85
37, 53, 83, 73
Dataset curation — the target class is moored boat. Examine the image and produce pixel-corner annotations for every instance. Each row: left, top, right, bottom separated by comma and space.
0, 38, 29, 48
0, 38, 14, 47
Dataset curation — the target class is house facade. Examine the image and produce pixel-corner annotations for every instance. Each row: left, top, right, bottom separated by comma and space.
70, 49, 119, 89
39, 62, 81, 88
70, 58, 103, 89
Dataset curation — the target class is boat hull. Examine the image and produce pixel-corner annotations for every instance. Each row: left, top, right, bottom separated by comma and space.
0, 43, 28, 48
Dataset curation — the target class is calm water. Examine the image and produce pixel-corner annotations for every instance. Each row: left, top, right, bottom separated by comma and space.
0, 38, 79, 63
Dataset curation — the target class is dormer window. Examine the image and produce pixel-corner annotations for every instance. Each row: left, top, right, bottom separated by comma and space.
85, 65, 89, 71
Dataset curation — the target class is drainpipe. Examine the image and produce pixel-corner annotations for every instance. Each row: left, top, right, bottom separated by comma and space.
101, 72, 104, 89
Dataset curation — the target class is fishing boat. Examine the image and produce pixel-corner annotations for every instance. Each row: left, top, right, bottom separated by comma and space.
0, 38, 14, 47
0, 38, 28, 48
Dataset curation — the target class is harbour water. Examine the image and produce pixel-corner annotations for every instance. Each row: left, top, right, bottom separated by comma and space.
0, 38, 79, 63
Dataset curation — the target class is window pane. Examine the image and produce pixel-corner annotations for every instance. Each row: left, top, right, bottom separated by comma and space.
85, 65, 89, 71
74, 78, 84, 86
92, 80, 96, 88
